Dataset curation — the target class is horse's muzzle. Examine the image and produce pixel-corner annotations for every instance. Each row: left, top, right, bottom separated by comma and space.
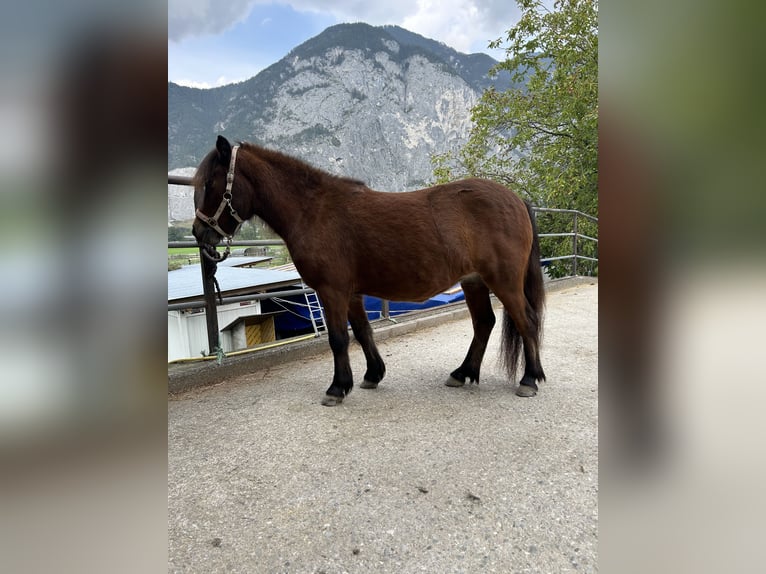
192, 218, 222, 247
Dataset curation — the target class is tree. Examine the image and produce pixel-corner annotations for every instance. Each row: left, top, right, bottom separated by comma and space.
168, 226, 191, 241
433, 0, 597, 217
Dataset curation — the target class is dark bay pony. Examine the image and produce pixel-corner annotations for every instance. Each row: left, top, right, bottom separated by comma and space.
193, 136, 546, 405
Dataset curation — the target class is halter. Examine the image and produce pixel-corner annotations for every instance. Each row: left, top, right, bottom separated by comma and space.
195, 145, 245, 243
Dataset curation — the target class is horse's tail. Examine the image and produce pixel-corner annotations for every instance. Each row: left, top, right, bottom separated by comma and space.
501, 201, 546, 383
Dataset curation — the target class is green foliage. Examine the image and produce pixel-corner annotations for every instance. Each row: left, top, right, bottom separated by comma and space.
292, 124, 333, 145
236, 220, 281, 241
168, 226, 191, 241
433, 0, 598, 217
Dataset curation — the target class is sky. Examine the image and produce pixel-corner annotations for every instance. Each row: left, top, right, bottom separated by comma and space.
168, 0, 522, 88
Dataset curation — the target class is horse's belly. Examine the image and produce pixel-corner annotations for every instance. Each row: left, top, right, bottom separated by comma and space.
357, 266, 464, 302
365, 287, 443, 303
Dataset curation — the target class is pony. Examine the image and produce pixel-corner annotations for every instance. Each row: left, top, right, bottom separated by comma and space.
192, 136, 546, 405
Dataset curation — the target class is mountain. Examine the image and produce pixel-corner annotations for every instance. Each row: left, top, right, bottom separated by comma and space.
168, 23, 513, 223
380, 25, 512, 91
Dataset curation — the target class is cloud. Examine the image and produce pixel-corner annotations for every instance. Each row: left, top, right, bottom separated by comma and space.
174, 75, 250, 89
402, 0, 494, 53
288, 0, 517, 52
168, 0, 521, 88
169, 0, 518, 54
173, 78, 214, 89
168, 0, 258, 41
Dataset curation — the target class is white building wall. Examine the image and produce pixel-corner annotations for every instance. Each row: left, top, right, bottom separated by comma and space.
167, 300, 261, 362
185, 312, 211, 359
167, 311, 190, 361
232, 324, 247, 349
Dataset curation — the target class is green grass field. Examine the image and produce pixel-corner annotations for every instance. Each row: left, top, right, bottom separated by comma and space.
168, 248, 200, 271
168, 247, 201, 255
167, 245, 293, 271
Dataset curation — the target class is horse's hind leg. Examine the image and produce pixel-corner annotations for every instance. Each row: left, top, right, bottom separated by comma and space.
491, 285, 545, 397
446, 275, 496, 387
348, 294, 386, 389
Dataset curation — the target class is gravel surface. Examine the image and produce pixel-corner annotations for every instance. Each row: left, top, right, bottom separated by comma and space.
169, 281, 598, 573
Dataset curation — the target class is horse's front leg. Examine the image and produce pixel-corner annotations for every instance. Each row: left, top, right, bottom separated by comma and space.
348, 294, 386, 389
319, 290, 353, 406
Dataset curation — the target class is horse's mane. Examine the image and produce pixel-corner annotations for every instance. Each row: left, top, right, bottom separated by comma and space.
240, 142, 366, 190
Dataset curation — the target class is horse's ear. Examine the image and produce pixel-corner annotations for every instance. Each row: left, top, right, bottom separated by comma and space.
216, 135, 232, 165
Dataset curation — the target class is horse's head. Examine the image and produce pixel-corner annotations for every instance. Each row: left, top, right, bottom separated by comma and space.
192, 135, 246, 247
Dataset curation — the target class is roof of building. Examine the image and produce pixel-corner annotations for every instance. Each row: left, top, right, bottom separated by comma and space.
168, 265, 302, 302
219, 256, 273, 267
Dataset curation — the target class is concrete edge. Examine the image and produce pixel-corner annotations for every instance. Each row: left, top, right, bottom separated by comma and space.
168, 275, 596, 395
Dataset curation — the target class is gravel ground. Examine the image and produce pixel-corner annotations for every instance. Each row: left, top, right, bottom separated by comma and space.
168, 280, 598, 573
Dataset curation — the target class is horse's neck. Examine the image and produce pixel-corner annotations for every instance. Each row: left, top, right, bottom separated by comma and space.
246, 163, 309, 246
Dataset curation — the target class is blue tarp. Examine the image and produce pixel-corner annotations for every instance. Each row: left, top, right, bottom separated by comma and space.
361, 291, 466, 320
265, 288, 465, 337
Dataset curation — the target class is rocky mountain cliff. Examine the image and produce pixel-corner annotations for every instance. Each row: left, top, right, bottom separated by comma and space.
168, 23, 513, 223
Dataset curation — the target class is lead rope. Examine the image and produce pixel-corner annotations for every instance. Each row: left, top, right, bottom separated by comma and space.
197, 147, 241, 364
201, 246, 225, 363
200, 238, 232, 303
200, 241, 228, 363
200, 238, 232, 263
200, 242, 231, 304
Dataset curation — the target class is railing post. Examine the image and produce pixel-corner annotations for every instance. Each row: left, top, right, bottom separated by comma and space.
572, 211, 579, 276
199, 246, 221, 356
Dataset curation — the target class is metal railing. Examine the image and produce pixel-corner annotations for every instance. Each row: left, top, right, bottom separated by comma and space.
167, 287, 314, 312
168, 174, 597, 356
168, 175, 194, 186
533, 207, 598, 277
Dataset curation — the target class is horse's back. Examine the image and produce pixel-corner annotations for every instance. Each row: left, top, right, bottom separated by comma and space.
353, 177, 532, 258
425, 178, 532, 241
425, 178, 534, 281
340, 178, 533, 299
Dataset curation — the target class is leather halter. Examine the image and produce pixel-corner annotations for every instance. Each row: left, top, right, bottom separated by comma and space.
195, 145, 245, 240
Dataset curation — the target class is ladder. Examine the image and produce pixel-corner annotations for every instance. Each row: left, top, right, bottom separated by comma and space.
304, 287, 325, 336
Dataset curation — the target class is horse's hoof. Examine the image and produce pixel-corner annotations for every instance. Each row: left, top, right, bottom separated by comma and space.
321, 395, 343, 406
359, 380, 378, 389
515, 385, 538, 397
445, 376, 465, 387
